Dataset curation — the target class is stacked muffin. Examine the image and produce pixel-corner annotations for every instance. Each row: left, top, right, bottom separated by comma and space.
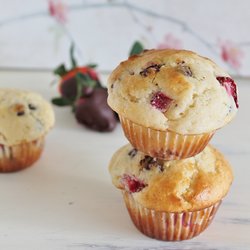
107, 50, 238, 241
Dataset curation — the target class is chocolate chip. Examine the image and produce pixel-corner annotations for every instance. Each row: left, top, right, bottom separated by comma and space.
128, 148, 137, 158
158, 164, 164, 172
140, 156, 153, 170
129, 71, 135, 75
17, 111, 25, 116
227, 105, 232, 115
178, 65, 192, 77
111, 84, 114, 89
140, 156, 164, 171
139, 64, 164, 77
28, 104, 37, 110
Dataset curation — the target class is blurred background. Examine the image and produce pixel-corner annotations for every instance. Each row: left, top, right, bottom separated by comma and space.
0, 0, 249, 77
0, 2, 249, 249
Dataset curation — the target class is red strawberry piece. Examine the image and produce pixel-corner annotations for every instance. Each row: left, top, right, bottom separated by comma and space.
59, 67, 99, 99
216, 76, 239, 108
120, 174, 147, 193
150, 91, 173, 112
62, 67, 99, 82
87, 68, 99, 81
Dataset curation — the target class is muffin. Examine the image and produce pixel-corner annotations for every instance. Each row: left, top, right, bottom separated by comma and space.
0, 88, 55, 172
107, 49, 238, 159
109, 144, 233, 241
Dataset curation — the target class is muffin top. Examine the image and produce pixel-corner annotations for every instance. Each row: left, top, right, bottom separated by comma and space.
0, 88, 55, 146
109, 144, 233, 212
108, 49, 238, 134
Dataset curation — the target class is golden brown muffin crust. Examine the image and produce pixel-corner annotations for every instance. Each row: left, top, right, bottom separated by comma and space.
108, 49, 238, 134
109, 144, 233, 212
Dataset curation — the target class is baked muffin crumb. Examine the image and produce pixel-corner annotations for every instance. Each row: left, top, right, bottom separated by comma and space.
109, 144, 233, 212
0, 88, 55, 146
108, 49, 238, 134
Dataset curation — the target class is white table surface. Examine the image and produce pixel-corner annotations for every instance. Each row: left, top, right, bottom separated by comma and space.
0, 71, 249, 250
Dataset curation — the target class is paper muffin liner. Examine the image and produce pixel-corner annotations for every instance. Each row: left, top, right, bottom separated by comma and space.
119, 116, 215, 160
123, 191, 221, 241
0, 137, 44, 172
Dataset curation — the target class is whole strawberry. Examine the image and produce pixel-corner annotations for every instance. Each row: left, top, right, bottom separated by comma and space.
51, 44, 117, 132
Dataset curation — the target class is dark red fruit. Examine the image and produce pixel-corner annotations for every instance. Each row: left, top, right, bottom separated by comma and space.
150, 91, 173, 112
59, 67, 99, 100
75, 88, 117, 132
120, 174, 147, 193
216, 76, 239, 108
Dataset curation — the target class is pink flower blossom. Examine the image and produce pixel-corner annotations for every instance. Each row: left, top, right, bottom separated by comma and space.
48, 0, 68, 24
219, 40, 244, 70
157, 33, 182, 50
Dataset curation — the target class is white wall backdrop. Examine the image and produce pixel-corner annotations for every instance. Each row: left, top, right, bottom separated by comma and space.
0, 0, 249, 76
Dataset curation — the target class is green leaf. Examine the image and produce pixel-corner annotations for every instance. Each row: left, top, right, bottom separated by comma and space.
76, 74, 89, 100
51, 97, 72, 106
53, 64, 67, 77
86, 63, 98, 68
129, 41, 144, 56
75, 72, 96, 101
95, 80, 103, 88
75, 73, 97, 101
75, 74, 84, 102
76, 73, 96, 88
70, 43, 77, 69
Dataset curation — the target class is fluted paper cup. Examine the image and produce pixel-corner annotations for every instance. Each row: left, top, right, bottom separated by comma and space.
119, 116, 215, 160
123, 191, 221, 241
0, 137, 45, 172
